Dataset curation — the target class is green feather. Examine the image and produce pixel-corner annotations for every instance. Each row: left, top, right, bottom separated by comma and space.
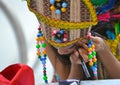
91, 0, 108, 6
115, 22, 120, 35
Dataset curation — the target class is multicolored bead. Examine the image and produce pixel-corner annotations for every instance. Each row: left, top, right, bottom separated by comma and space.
50, 0, 67, 14
52, 29, 68, 43
87, 32, 98, 79
36, 25, 48, 83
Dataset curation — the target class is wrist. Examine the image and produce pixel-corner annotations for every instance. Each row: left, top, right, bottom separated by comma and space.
68, 64, 82, 79
97, 42, 110, 54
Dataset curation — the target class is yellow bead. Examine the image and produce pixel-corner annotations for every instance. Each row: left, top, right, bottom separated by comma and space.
56, 0, 61, 2
40, 37, 44, 41
88, 48, 92, 52
92, 44, 95, 49
36, 52, 41, 56
61, 8, 66, 12
93, 57, 97, 62
36, 37, 40, 41
89, 61, 93, 66
50, 5, 56, 11
43, 50, 47, 54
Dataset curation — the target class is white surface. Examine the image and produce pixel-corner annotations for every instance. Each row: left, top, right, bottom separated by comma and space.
40, 79, 120, 85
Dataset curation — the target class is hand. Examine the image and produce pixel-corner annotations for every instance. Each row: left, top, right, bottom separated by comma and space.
77, 36, 108, 52
90, 36, 108, 52
70, 48, 88, 64
70, 36, 108, 64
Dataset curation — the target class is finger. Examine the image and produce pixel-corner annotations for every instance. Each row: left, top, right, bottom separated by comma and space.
70, 51, 82, 64
78, 48, 89, 63
81, 42, 88, 50
76, 40, 88, 51
80, 38, 88, 44
90, 36, 100, 43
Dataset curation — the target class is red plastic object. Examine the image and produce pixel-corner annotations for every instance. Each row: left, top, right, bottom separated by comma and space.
0, 64, 35, 85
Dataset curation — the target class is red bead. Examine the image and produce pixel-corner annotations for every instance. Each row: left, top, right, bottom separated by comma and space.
64, 33, 67, 38
43, 70, 46, 73
38, 26, 41, 30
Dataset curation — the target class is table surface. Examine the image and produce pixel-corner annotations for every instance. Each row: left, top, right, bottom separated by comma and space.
40, 79, 120, 85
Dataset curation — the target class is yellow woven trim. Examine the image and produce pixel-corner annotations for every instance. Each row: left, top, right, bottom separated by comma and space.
26, 0, 98, 29
105, 34, 120, 60
45, 37, 82, 47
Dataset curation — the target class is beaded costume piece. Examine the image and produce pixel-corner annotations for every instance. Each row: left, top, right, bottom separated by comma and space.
26, 0, 120, 83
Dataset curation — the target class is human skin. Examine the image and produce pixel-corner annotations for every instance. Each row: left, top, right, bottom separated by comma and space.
68, 36, 120, 79
45, 36, 120, 80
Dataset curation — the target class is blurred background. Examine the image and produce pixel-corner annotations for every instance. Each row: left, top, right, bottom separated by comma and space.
0, 0, 53, 84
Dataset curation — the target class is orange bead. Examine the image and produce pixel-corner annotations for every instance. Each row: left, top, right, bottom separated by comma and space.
56, 0, 61, 2
40, 37, 44, 41
36, 37, 40, 41
89, 61, 93, 66
93, 57, 97, 62
43, 50, 47, 54
92, 44, 95, 49
88, 47, 92, 52
61, 8, 66, 12
36, 52, 41, 56
50, 5, 56, 11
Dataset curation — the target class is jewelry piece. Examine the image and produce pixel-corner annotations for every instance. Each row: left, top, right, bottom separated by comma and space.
52, 29, 68, 43
36, 25, 48, 83
50, 0, 67, 14
27, 0, 98, 29
87, 32, 98, 79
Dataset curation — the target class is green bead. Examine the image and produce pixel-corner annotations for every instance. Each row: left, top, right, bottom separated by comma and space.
44, 54, 47, 57
94, 62, 97, 65
88, 54, 93, 59
43, 75, 48, 80
43, 74, 46, 76
53, 37, 57, 41
92, 51, 96, 56
38, 56, 41, 58
42, 43, 46, 48
39, 30, 42, 33
36, 44, 40, 48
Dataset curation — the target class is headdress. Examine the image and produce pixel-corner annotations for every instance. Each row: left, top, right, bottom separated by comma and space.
27, 0, 98, 47
26, 0, 120, 83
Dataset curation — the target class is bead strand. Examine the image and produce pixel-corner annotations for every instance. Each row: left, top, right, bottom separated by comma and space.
87, 32, 98, 79
36, 25, 48, 83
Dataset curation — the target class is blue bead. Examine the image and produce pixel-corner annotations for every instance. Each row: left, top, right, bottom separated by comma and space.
38, 33, 43, 37
37, 34, 40, 37
45, 80, 48, 83
59, 30, 64, 34
42, 60, 46, 64
43, 67, 46, 70
94, 73, 98, 76
87, 44, 91, 48
43, 57, 46, 61
57, 39, 62, 43
62, 2, 67, 8
91, 66, 97, 71
56, 9, 61, 14
39, 58, 43, 61
55, 74, 60, 81
94, 63, 97, 67
50, 0, 55, 4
